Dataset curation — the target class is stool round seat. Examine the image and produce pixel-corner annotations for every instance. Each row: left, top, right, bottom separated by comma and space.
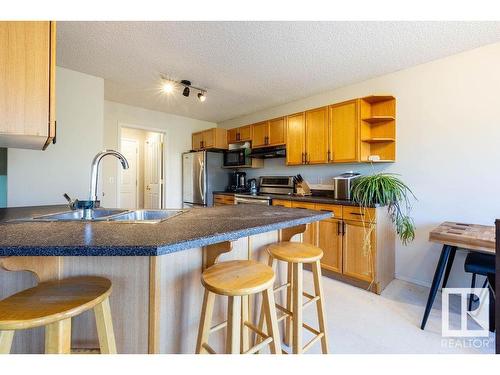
201, 260, 275, 296
266, 242, 323, 263
0, 276, 112, 330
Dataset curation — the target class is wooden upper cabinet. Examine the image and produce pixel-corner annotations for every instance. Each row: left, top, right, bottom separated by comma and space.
305, 106, 329, 164
192, 131, 204, 150
342, 219, 374, 282
192, 128, 227, 150
227, 125, 251, 143
330, 100, 360, 163
0, 21, 56, 150
251, 121, 268, 148
238, 125, 251, 141
286, 112, 306, 165
268, 117, 285, 146
227, 128, 238, 143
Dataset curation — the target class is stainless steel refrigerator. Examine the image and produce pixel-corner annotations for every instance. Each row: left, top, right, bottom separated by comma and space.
182, 151, 228, 207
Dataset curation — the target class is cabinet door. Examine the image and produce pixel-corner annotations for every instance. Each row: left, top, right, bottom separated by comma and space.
238, 125, 252, 141
0, 21, 55, 149
192, 132, 203, 150
272, 199, 292, 208
305, 107, 329, 164
227, 128, 238, 143
251, 121, 268, 148
330, 100, 359, 162
268, 117, 285, 146
342, 220, 374, 282
286, 113, 305, 165
291, 201, 317, 245
203, 129, 215, 148
318, 218, 343, 273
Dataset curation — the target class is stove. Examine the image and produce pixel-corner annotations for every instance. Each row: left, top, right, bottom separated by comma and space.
233, 176, 295, 205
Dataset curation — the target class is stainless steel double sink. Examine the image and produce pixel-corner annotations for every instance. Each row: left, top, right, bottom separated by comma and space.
25, 209, 185, 224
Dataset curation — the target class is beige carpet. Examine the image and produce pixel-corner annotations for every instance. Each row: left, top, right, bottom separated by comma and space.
289, 274, 495, 354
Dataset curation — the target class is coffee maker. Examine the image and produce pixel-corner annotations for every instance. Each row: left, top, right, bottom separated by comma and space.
228, 171, 247, 192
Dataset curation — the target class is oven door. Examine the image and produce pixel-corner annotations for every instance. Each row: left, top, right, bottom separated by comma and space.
234, 196, 270, 205
223, 150, 245, 167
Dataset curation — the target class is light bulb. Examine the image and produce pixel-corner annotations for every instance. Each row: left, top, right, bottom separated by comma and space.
198, 92, 206, 102
162, 81, 175, 94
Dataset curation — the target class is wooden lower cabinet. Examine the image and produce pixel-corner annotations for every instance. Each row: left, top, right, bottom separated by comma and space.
213, 194, 234, 206
277, 200, 395, 294
318, 218, 342, 274
342, 219, 374, 282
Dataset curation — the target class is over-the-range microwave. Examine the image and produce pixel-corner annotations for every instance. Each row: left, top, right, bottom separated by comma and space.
223, 148, 251, 167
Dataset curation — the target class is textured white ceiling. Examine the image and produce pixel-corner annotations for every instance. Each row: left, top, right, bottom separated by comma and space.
57, 21, 500, 123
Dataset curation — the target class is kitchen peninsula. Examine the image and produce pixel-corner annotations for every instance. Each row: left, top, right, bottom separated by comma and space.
0, 204, 330, 354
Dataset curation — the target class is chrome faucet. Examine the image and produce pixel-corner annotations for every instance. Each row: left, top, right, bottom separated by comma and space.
63, 149, 129, 220
89, 149, 129, 203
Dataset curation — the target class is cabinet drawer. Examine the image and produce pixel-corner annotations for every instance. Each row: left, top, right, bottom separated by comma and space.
314, 204, 342, 219
214, 194, 234, 205
291, 201, 317, 210
272, 199, 292, 208
342, 206, 376, 223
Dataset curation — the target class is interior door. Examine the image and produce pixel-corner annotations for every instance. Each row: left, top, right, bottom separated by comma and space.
305, 106, 329, 164
330, 100, 359, 162
342, 219, 375, 282
144, 135, 163, 209
286, 113, 305, 165
119, 138, 138, 209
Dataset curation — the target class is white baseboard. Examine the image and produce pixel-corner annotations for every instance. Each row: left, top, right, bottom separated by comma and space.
395, 274, 432, 289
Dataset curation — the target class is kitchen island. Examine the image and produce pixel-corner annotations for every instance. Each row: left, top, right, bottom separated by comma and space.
0, 204, 330, 354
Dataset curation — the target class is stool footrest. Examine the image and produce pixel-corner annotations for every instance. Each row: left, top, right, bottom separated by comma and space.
202, 343, 216, 354
209, 321, 227, 334
273, 282, 291, 293
303, 332, 325, 353
244, 337, 273, 354
244, 321, 268, 339
303, 295, 320, 309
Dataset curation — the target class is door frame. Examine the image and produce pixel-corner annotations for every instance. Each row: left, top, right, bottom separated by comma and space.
117, 122, 166, 209
118, 137, 140, 208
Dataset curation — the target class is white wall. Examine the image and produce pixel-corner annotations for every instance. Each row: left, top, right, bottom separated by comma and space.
219, 42, 500, 288
7, 67, 104, 206
102, 101, 216, 209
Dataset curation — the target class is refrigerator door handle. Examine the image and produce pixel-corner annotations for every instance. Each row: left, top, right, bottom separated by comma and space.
198, 158, 205, 204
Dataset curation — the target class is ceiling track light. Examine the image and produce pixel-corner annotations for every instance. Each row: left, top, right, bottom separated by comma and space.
160, 75, 207, 102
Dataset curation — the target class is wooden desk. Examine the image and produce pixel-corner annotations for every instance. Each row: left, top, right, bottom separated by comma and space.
421, 222, 495, 330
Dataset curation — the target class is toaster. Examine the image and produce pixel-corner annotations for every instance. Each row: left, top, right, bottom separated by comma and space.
333, 172, 361, 200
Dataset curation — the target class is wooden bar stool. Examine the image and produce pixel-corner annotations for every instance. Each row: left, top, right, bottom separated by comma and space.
0, 276, 117, 354
259, 242, 329, 354
196, 260, 281, 354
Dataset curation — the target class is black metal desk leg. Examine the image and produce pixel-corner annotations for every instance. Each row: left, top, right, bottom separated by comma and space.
420, 245, 454, 330
442, 246, 457, 288
487, 274, 495, 332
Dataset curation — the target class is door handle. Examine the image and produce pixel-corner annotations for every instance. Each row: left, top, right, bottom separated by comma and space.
198, 159, 205, 204
327, 150, 331, 162
301, 152, 305, 164
337, 221, 341, 235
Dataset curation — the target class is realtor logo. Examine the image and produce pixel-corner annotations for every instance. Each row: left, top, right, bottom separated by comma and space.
442, 288, 490, 337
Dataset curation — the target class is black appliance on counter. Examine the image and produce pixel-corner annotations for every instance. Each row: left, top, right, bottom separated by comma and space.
227, 171, 248, 193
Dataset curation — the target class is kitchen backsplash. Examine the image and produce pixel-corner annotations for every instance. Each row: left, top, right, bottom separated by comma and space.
243, 157, 390, 186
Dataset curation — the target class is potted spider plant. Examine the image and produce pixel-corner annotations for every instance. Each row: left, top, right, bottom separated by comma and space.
352, 173, 416, 245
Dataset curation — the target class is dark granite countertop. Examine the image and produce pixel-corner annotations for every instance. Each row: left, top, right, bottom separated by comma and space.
212, 191, 372, 207
0, 204, 330, 256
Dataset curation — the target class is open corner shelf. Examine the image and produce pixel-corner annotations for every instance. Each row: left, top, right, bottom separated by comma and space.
362, 116, 395, 124
361, 95, 395, 104
361, 137, 395, 143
